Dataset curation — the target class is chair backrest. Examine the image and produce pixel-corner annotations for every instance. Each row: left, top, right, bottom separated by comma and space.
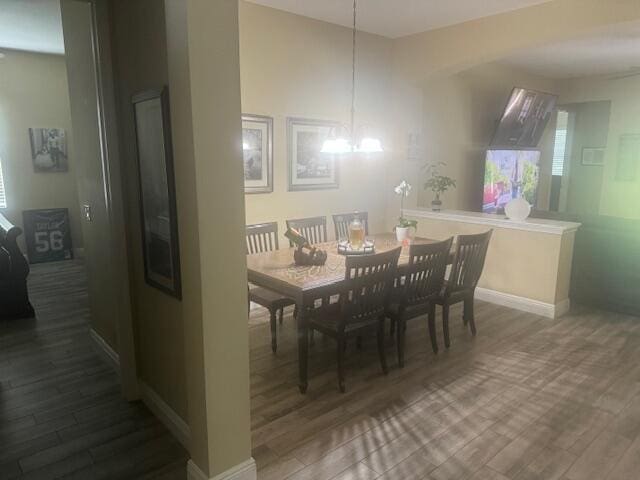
332, 211, 369, 240
285, 216, 327, 246
448, 230, 492, 292
402, 238, 453, 306
339, 247, 401, 327
246, 222, 279, 254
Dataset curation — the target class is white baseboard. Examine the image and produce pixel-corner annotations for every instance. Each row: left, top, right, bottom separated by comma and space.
187, 458, 256, 480
475, 287, 570, 319
89, 328, 120, 370
139, 381, 191, 451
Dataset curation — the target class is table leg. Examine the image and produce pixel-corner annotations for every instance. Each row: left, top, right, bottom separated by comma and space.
297, 302, 309, 394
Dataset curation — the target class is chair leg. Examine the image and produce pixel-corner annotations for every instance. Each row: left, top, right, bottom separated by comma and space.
442, 303, 451, 349
389, 318, 396, 337
377, 319, 389, 375
396, 317, 406, 368
465, 295, 477, 336
428, 303, 438, 354
309, 329, 315, 346
269, 309, 277, 353
356, 336, 363, 350
278, 307, 284, 325
337, 337, 346, 393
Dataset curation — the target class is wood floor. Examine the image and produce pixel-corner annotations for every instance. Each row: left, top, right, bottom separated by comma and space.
0, 260, 188, 480
250, 299, 640, 480
4, 260, 640, 480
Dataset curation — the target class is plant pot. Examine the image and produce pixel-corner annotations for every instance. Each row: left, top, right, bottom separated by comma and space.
395, 226, 410, 242
431, 199, 442, 211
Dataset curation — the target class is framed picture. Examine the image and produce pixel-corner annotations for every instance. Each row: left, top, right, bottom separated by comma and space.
22, 208, 73, 264
29, 128, 68, 172
242, 114, 273, 193
287, 117, 340, 191
132, 87, 182, 299
581, 147, 605, 166
616, 134, 640, 181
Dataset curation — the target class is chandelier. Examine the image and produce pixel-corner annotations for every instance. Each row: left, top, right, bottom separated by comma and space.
321, 0, 383, 154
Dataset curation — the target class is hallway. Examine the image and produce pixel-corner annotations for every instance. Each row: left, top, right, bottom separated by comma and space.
0, 260, 188, 480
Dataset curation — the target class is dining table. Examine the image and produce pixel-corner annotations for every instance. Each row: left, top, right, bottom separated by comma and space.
246, 232, 449, 393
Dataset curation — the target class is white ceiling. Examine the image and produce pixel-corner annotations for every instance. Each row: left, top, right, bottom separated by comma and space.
0, 0, 64, 55
246, 0, 554, 38
500, 23, 640, 79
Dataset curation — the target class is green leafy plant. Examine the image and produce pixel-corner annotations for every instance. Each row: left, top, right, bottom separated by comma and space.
394, 180, 417, 229
423, 161, 456, 201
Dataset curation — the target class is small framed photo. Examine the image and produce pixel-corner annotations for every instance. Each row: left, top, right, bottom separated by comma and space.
616, 134, 640, 181
29, 128, 68, 172
581, 147, 605, 166
242, 114, 273, 194
287, 117, 340, 191
132, 87, 182, 299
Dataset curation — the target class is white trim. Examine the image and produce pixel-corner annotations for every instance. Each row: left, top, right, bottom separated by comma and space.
89, 328, 120, 369
139, 381, 191, 450
475, 287, 570, 319
187, 458, 256, 480
404, 208, 580, 235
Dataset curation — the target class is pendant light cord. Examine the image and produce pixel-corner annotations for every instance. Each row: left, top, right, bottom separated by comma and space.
350, 0, 356, 148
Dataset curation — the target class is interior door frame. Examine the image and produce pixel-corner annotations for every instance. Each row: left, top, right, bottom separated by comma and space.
64, 0, 139, 400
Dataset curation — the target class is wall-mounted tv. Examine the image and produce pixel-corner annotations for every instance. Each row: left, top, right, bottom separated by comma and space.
491, 87, 557, 148
483, 149, 540, 214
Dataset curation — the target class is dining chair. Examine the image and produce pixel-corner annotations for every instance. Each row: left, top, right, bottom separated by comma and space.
436, 230, 492, 348
308, 247, 401, 392
246, 222, 295, 353
332, 211, 369, 240
387, 238, 453, 366
286, 216, 328, 246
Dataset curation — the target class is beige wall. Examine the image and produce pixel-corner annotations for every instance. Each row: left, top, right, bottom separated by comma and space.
561, 100, 611, 215
0, 50, 83, 251
406, 212, 575, 306
414, 63, 558, 213
110, 0, 187, 419
165, 0, 252, 475
558, 75, 640, 219
385, 0, 640, 229
239, 1, 393, 239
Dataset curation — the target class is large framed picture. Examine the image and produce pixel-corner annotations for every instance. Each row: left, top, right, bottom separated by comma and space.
29, 128, 68, 173
242, 114, 273, 193
22, 208, 73, 264
616, 134, 640, 181
287, 117, 340, 191
132, 87, 182, 299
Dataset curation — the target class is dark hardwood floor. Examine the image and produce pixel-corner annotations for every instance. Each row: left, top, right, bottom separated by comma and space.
0, 259, 188, 480
250, 299, 640, 480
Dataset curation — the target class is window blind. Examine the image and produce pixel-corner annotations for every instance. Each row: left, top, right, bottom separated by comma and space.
0, 159, 6, 208
552, 111, 569, 177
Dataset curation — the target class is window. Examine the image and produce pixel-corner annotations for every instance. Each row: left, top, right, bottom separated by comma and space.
552, 110, 569, 177
0, 158, 6, 208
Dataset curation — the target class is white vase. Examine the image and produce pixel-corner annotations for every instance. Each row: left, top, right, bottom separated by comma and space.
395, 226, 410, 242
504, 197, 531, 222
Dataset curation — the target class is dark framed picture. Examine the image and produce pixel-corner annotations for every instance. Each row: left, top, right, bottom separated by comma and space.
132, 87, 182, 299
616, 134, 640, 181
29, 128, 68, 172
581, 147, 605, 166
242, 114, 273, 194
22, 208, 73, 264
287, 117, 340, 191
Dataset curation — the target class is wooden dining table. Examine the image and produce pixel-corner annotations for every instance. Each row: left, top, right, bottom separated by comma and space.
246, 232, 447, 393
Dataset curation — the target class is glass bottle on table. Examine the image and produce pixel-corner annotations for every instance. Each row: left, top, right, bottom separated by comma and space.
348, 213, 365, 250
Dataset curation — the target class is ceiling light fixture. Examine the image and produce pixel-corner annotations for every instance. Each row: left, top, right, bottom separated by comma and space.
321, 0, 383, 155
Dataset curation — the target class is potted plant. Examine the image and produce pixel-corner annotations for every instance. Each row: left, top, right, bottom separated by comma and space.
424, 162, 456, 211
394, 180, 417, 241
